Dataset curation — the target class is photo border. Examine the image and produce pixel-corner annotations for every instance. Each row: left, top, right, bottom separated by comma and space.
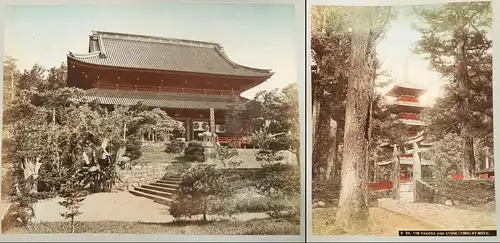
0, 0, 306, 241
307, 0, 499, 242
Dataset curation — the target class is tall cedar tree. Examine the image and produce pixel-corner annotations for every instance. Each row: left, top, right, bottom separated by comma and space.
413, 2, 492, 178
333, 6, 376, 233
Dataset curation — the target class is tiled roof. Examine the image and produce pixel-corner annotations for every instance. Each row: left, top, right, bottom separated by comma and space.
385, 82, 427, 97
78, 88, 245, 110
68, 31, 273, 78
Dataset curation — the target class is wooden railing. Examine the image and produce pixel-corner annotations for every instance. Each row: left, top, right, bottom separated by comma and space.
405, 130, 419, 137
94, 84, 240, 96
399, 112, 421, 120
366, 180, 393, 191
397, 96, 419, 103
217, 137, 250, 144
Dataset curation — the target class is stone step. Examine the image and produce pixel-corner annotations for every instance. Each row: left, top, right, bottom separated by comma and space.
135, 186, 174, 199
142, 184, 178, 193
129, 190, 173, 205
158, 179, 182, 184
400, 183, 412, 192
150, 182, 179, 190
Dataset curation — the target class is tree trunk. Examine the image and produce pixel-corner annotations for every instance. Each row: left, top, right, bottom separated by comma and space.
71, 216, 75, 233
455, 16, 475, 179
392, 145, 400, 199
334, 6, 374, 233
312, 100, 320, 146
312, 100, 321, 179
22, 157, 42, 193
325, 118, 337, 181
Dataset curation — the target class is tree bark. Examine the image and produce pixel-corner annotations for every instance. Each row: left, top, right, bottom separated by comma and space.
325, 118, 337, 181
334, 6, 374, 233
312, 100, 321, 179
312, 100, 320, 147
455, 15, 476, 179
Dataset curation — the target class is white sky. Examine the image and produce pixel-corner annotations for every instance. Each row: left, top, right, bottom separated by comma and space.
3, 3, 297, 99
376, 6, 445, 105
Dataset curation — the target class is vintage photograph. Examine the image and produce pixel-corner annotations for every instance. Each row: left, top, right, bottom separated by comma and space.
311, 1, 494, 235
1, 2, 300, 235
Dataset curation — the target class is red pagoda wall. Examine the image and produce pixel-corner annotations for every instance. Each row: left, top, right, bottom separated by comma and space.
68, 60, 266, 94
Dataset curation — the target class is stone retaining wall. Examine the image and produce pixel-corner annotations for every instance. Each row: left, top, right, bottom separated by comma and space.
415, 179, 460, 205
114, 162, 172, 191
415, 179, 441, 203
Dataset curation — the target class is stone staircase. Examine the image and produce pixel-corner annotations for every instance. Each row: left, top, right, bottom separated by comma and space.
129, 175, 182, 206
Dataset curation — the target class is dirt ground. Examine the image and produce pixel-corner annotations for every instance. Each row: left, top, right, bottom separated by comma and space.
312, 207, 434, 236
13, 191, 268, 223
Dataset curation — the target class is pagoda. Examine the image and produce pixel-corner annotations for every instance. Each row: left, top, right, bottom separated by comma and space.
376, 83, 434, 183
67, 31, 273, 143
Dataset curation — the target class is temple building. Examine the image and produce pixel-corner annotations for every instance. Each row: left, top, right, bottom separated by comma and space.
376, 83, 434, 182
67, 31, 273, 143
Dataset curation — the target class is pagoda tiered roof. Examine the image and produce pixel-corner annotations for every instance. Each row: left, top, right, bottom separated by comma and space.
77, 88, 247, 110
68, 31, 274, 78
385, 82, 426, 97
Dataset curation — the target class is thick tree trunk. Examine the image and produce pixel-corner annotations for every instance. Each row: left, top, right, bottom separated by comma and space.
312, 100, 320, 147
334, 6, 374, 233
325, 119, 337, 181
312, 100, 322, 179
455, 16, 475, 179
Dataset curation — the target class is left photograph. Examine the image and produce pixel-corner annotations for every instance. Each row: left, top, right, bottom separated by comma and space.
1, 2, 300, 235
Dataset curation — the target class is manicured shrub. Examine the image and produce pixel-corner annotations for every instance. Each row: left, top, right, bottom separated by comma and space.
169, 164, 234, 221
254, 163, 300, 222
125, 137, 143, 160
165, 139, 186, 154
183, 141, 206, 162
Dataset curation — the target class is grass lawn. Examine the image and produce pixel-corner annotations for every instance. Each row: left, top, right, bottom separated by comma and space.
134, 143, 297, 169
133, 144, 179, 164
312, 207, 433, 236
4, 218, 299, 235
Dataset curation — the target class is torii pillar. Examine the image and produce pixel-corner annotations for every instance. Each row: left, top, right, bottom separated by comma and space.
412, 141, 422, 202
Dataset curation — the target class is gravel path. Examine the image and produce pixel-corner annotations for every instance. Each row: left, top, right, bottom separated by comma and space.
312, 207, 434, 236
30, 192, 268, 223
378, 199, 497, 230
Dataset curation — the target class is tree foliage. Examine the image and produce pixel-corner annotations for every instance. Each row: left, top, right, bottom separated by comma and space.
247, 84, 300, 165
2, 60, 179, 228
311, 6, 397, 181
413, 2, 492, 178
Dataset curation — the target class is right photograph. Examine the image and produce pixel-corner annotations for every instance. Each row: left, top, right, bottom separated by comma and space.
311, 1, 495, 236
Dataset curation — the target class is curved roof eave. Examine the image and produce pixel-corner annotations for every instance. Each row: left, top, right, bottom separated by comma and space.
67, 53, 274, 79
212, 46, 273, 74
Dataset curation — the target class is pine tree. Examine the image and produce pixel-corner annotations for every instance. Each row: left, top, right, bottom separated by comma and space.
413, 2, 492, 178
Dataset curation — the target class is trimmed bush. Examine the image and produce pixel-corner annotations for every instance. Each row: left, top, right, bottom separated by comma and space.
183, 141, 206, 162
254, 163, 300, 222
165, 139, 186, 154
169, 164, 234, 220
125, 137, 143, 160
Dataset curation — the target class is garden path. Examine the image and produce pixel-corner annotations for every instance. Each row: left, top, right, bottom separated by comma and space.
31, 191, 268, 223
